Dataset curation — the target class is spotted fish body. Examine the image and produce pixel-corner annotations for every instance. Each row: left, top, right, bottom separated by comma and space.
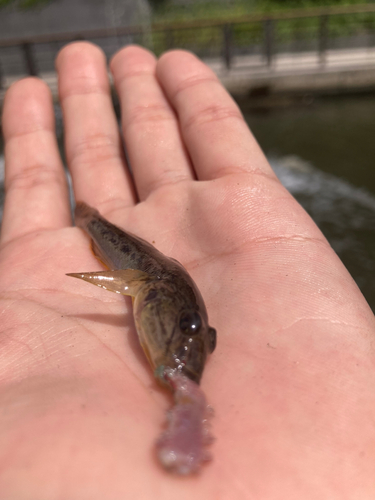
68, 202, 216, 473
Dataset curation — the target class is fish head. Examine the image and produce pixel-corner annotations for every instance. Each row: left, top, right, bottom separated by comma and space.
134, 282, 216, 385
173, 308, 216, 383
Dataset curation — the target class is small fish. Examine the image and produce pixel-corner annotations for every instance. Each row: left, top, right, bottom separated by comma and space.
67, 202, 216, 474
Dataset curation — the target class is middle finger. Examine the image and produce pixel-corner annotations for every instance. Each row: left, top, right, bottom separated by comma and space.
110, 45, 194, 201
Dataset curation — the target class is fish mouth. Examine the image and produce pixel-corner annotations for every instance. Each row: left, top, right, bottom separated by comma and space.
155, 364, 201, 388
180, 365, 202, 385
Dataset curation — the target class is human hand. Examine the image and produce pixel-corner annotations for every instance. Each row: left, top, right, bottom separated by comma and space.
0, 42, 374, 499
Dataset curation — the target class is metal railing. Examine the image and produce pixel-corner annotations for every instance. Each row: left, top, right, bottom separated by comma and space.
1, 3, 375, 87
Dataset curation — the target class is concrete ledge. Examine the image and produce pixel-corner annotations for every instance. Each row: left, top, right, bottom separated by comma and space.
218, 65, 375, 96
208, 47, 375, 96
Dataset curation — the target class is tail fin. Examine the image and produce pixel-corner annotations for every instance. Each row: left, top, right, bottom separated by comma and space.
74, 202, 101, 230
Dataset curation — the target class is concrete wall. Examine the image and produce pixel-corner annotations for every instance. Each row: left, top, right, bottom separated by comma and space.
0, 0, 152, 77
0, 0, 149, 39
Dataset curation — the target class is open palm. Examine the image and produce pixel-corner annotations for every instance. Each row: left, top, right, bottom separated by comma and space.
0, 43, 374, 499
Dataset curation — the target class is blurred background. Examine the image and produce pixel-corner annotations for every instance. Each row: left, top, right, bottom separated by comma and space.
0, 0, 374, 311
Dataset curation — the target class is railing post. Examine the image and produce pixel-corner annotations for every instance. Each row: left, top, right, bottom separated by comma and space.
223, 24, 232, 69
165, 29, 174, 50
264, 18, 274, 67
22, 42, 38, 76
319, 14, 328, 67
0, 60, 4, 90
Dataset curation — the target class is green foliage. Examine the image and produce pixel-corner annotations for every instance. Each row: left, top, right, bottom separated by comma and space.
148, 0, 168, 9
258, 0, 374, 14
152, 0, 374, 23
151, 25, 224, 57
149, 0, 375, 56
152, 0, 254, 22
0, 0, 53, 9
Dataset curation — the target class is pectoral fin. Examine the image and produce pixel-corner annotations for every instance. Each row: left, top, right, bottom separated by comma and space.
67, 269, 152, 297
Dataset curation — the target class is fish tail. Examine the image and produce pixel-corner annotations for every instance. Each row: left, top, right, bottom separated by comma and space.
74, 201, 101, 230
74, 202, 115, 268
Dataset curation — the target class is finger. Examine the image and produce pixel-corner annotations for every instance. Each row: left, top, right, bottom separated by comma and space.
1, 78, 70, 246
56, 42, 135, 213
156, 50, 276, 181
110, 45, 194, 201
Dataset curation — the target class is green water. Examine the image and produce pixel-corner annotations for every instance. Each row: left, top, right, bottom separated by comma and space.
240, 95, 375, 195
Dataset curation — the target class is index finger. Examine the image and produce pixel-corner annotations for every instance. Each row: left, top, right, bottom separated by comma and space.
1, 78, 71, 246
156, 51, 276, 181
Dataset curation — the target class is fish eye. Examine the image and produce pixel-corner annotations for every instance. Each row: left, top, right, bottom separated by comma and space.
179, 311, 202, 336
